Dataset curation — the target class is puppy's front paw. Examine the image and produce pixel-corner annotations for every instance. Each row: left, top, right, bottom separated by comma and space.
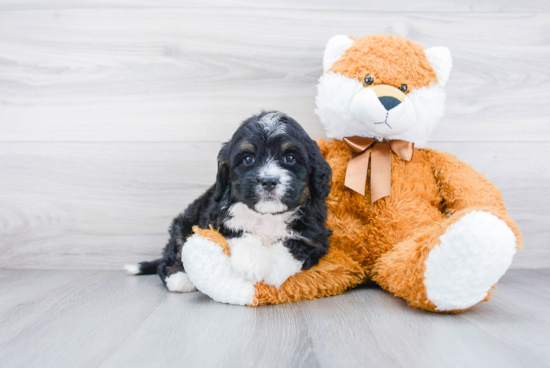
228, 235, 270, 284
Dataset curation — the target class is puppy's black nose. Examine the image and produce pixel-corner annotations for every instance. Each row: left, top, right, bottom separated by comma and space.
378, 96, 401, 111
261, 177, 278, 191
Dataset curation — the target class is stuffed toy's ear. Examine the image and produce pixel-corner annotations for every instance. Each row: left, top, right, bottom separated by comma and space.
323, 35, 355, 73
424, 47, 453, 87
214, 143, 230, 201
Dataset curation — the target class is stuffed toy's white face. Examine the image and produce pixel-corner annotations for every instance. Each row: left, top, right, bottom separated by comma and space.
315, 35, 453, 148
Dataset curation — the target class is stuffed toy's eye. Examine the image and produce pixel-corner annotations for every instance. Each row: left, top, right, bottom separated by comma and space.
363, 74, 374, 87
399, 84, 408, 93
243, 156, 255, 165
284, 154, 296, 164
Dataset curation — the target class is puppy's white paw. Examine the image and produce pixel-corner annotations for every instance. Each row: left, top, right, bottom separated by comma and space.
181, 233, 255, 305
424, 211, 517, 311
263, 242, 303, 288
228, 234, 270, 283
165, 272, 196, 293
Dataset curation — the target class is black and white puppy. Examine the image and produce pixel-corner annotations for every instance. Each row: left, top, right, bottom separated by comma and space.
126, 111, 332, 292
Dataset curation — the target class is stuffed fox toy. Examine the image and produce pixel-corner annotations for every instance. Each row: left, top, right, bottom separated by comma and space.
182, 34, 521, 312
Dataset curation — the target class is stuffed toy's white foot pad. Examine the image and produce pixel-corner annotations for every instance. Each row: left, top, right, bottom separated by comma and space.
165, 272, 197, 293
181, 234, 255, 305
424, 211, 517, 311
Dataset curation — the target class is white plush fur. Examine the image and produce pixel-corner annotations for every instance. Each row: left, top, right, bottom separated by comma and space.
424, 47, 453, 87
349, 87, 417, 137
315, 72, 447, 147
182, 233, 255, 305
424, 211, 517, 311
165, 271, 197, 293
323, 35, 355, 73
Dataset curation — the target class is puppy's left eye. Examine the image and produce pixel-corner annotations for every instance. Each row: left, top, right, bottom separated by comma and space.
243, 156, 255, 165
399, 84, 408, 93
283, 155, 296, 164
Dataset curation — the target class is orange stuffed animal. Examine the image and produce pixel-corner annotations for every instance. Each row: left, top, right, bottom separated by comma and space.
183, 34, 521, 312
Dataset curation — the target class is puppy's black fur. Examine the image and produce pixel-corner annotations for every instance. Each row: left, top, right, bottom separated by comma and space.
133, 111, 332, 287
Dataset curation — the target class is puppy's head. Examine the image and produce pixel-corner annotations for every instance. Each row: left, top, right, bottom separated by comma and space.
215, 111, 331, 214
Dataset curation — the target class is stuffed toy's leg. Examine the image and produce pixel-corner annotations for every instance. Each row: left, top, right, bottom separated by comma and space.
182, 227, 366, 306
372, 208, 517, 312
373, 150, 522, 312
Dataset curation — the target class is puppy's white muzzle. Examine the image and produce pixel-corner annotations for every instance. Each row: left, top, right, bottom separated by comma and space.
350, 85, 416, 137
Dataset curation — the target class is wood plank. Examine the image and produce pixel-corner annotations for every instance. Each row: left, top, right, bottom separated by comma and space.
1, 0, 549, 13
0, 142, 220, 269
0, 269, 548, 368
430, 142, 550, 269
1, 10, 549, 142
298, 284, 548, 368
0, 270, 168, 367
0, 141, 547, 270
459, 269, 550, 364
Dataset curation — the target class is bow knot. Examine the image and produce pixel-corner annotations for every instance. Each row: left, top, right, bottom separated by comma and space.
343, 136, 414, 203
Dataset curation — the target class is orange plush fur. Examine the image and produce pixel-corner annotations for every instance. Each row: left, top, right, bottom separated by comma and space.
251, 141, 521, 310
194, 35, 521, 312
330, 35, 438, 90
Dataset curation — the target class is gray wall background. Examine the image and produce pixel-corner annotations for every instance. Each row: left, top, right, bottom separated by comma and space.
0, 0, 548, 269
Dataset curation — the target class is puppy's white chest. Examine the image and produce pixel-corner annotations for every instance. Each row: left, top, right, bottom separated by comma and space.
223, 198, 303, 288
224, 203, 295, 246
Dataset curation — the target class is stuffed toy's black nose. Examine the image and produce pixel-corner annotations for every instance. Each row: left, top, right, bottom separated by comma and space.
378, 96, 402, 111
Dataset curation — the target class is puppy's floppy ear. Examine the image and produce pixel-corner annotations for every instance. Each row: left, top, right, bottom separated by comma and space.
307, 140, 332, 201
214, 142, 230, 201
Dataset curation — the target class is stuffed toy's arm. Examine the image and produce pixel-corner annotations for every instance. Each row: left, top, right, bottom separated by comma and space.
251, 247, 366, 305
182, 227, 366, 306
430, 150, 521, 243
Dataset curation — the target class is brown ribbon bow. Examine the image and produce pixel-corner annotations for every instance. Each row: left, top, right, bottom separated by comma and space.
343, 136, 414, 203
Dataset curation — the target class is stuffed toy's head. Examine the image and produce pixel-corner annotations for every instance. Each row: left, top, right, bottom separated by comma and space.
315, 34, 452, 148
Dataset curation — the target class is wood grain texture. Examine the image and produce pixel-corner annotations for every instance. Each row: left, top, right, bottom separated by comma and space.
0, 141, 547, 270
0, 269, 548, 368
1, 9, 550, 142
0, 2, 548, 271
1, 0, 549, 13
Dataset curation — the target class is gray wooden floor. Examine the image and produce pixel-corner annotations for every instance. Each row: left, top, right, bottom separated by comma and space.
0, 269, 548, 368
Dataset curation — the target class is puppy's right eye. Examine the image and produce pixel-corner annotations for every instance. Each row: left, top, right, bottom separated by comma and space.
243, 156, 255, 165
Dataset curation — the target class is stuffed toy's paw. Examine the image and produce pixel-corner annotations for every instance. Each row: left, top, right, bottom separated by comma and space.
183, 227, 304, 304
424, 211, 517, 311
182, 228, 255, 305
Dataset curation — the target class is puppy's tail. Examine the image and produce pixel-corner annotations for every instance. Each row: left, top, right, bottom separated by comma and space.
124, 258, 162, 275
